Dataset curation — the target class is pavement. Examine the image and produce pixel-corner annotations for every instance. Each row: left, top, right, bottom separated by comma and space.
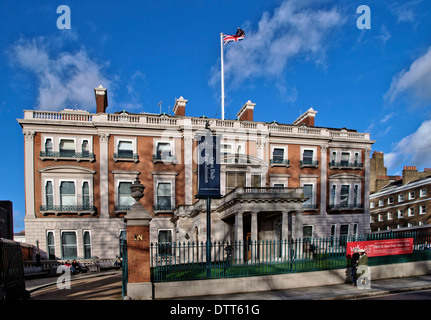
24, 270, 431, 300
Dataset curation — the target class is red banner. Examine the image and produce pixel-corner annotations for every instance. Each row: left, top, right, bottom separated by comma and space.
347, 238, 413, 258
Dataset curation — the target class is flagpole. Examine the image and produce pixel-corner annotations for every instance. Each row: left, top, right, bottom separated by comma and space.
220, 32, 225, 121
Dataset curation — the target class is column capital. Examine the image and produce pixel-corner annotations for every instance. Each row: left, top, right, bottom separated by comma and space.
98, 132, 110, 143
23, 130, 35, 141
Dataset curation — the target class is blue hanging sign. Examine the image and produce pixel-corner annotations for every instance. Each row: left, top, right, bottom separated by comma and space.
196, 133, 221, 199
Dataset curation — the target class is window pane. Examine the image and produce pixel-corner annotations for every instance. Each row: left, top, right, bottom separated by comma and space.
303, 184, 313, 204
340, 185, 349, 206
273, 148, 284, 160
59, 139, 75, 157
82, 140, 89, 153
83, 231, 91, 259
251, 175, 261, 188
118, 141, 133, 156
45, 139, 53, 152
157, 142, 170, 153
60, 182, 76, 206
61, 231, 77, 259
119, 182, 133, 206
157, 183, 171, 196
82, 182, 90, 207
303, 150, 313, 164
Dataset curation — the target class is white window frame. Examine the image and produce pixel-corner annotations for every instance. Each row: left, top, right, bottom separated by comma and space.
387, 212, 393, 220
398, 194, 404, 202
59, 179, 77, 206
152, 172, 177, 211
408, 207, 414, 217
398, 209, 404, 218
409, 191, 415, 200
378, 199, 384, 207
420, 188, 427, 197
60, 230, 78, 259
300, 146, 317, 163
419, 205, 426, 215
82, 229, 92, 259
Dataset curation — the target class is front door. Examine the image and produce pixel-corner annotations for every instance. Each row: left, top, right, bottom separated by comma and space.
245, 232, 252, 261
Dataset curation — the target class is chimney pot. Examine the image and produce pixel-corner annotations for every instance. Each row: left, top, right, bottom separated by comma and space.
173, 96, 188, 116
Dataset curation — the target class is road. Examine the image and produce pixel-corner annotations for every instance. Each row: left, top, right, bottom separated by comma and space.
357, 289, 431, 300
29, 272, 123, 300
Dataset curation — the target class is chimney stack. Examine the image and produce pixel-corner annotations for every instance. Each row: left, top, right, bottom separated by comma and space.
173, 96, 187, 117
95, 85, 108, 113
236, 100, 255, 121
293, 108, 317, 127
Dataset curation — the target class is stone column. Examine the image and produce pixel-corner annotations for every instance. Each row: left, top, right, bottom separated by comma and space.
124, 177, 152, 300
320, 145, 328, 215
281, 211, 289, 240
23, 130, 35, 218
235, 211, 244, 242
251, 211, 258, 241
295, 209, 304, 239
98, 132, 110, 218
363, 148, 371, 234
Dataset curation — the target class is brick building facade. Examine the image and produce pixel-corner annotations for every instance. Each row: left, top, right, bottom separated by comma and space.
18, 85, 374, 260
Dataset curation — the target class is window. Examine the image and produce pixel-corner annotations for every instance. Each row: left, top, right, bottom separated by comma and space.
409, 191, 415, 200
158, 230, 172, 255
303, 184, 313, 206
370, 202, 375, 209
272, 148, 284, 163
59, 139, 75, 156
226, 172, 246, 193
340, 185, 350, 207
82, 140, 89, 156
331, 152, 337, 163
46, 231, 55, 260
61, 231, 77, 259
331, 185, 336, 205
420, 205, 426, 215
370, 215, 375, 223
156, 142, 171, 160
354, 153, 359, 164
156, 182, 172, 210
388, 197, 393, 205
118, 140, 133, 158
83, 230, 91, 259
82, 182, 90, 208
408, 222, 415, 228
420, 189, 427, 197
353, 185, 359, 206
408, 207, 414, 216
303, 226, 313, 239
46, 181, 53, 208
119, 230, 127, 257
251, 174, 261, 188
45, 138, 53, 153
221, 144, 232, 155
379, 199, 384, 207
398, 194, 404, 202
302, 150, 314, 165
339, 224, 349, 245
273, 183, 284, 188
118, 182, 134, 208
340, 152, 349, 166
60, 181, 76, 206
387, 212, 393, 220
398, 209, 404, 218
378, 214, 383, 222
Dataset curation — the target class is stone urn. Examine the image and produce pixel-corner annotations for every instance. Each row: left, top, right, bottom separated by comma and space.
130, 176, 145, 203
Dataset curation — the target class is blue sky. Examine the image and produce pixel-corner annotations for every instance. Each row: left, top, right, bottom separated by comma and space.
2, 0, 431, 232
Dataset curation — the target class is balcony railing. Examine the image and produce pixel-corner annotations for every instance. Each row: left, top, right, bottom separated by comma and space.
39, 151, 95, 161
113, 152, 139, 162
270, 158, 290, 166
300, 160, 319, 167
303, 203, 319, 210
40, 205, 96, 215
114, 205, 132, 214
329, 161, 363, 169
152, 154, 177, 163
328, 204, 364, 211
154, 205, 176, 212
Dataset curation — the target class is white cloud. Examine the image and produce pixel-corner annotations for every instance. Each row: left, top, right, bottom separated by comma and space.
210, 0, 346, 95
8, 37, 111, 111
390, 0, 422, 23
385, 45, 431, 104
385, 118, 431, 171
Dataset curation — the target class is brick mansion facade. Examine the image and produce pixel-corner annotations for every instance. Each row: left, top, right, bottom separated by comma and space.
18, 85, 374, 260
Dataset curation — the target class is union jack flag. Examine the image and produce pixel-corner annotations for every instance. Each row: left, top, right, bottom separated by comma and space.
223, 28, 245, 45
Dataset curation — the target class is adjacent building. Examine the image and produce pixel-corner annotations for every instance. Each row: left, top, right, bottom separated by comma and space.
18, 85, 374, 260
370, 162, 431, 232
